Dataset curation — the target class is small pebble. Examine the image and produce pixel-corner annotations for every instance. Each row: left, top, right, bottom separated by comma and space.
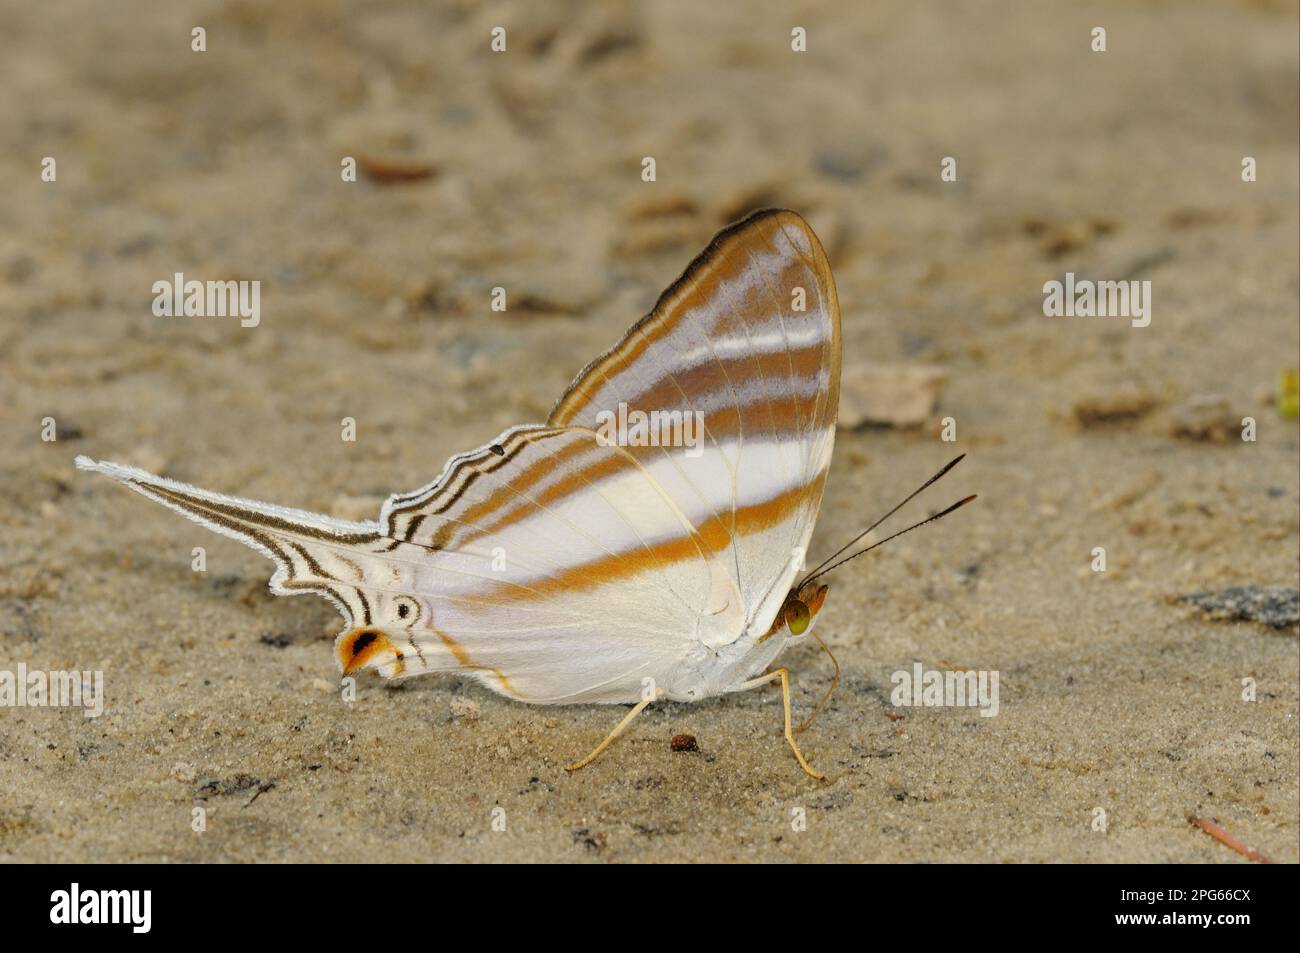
1178, 586, 1299, 629
449, 697, 480, 721
1170, 394, 1237, 442
1072, 388, 1156, 427
839, 362, 948, 429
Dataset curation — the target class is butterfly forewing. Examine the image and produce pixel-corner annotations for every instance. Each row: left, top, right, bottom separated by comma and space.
548, 209, 841, 634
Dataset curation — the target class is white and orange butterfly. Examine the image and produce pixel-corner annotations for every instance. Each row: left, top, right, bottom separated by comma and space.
78, 209, 971, 779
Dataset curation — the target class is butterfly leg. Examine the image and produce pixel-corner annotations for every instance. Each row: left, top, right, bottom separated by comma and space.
734, 668, 824, 781
565, 689, 662, 773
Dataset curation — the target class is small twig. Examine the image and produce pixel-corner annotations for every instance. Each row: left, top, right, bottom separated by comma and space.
243, 781, 276, 809
1116, 247, 1176, 282
357, 155, 437, 184
1188, 815, 1274, 863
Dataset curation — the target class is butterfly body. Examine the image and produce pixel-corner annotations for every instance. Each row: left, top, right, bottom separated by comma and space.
78, 209, 842, 770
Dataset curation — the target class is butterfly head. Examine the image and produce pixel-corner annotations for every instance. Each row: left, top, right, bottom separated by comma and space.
781, 581, 829, 638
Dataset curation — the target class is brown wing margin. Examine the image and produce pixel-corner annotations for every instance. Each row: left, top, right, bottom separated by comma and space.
548, 208, 841, 429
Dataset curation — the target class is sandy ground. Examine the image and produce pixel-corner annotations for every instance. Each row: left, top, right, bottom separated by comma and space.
1, 1, 1297, 863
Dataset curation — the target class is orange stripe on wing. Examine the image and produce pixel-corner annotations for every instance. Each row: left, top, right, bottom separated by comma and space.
430, 625, 519, 697
433, 434, 611, 547
477, 471, 826, 604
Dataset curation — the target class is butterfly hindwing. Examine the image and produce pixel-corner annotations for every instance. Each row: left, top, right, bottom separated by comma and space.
76, 450, 705, 702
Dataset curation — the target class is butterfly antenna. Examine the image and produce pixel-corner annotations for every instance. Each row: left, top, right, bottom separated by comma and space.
795, 628, 840, 734
799, 454, 967, 588
801, 494, 977, 586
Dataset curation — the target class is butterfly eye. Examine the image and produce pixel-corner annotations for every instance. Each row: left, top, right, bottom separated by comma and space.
784, 599, 811, 635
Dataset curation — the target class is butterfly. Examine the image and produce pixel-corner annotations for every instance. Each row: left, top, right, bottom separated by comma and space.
78, 208, 972, 779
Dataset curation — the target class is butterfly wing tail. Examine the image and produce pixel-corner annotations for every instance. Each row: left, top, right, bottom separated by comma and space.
74, 455, 384, 625
76, 457, 583, 689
